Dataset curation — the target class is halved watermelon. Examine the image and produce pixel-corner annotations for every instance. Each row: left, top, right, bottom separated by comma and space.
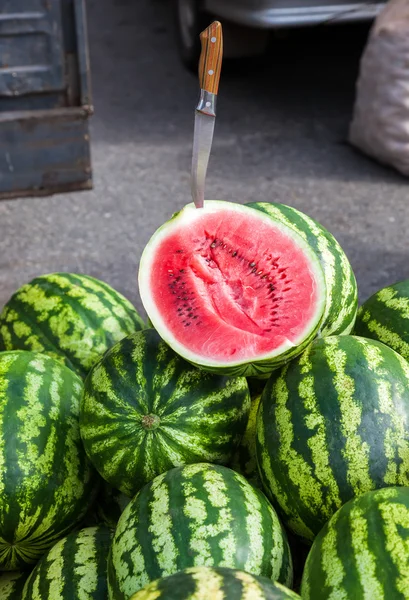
138, 201, 326, 377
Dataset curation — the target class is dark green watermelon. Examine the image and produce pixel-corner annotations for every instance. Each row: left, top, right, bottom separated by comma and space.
354, 279, 409, 362
0, 273, 145, 378
0, 351, 97, 570
129, 567, 300, 599
108, 463, 293, 599
0, 571, 29, 599
21, 526, 112, 599
80, 329, 251, 497
301, 486, 409, 599
257, 335, 409, 541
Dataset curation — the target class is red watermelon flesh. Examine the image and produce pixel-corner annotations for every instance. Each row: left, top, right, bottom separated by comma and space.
139, 201, 326, 375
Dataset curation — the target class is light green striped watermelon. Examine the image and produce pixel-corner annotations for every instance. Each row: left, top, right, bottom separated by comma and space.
0, 351, 97, 570
139, 201, 327, 377
0, 571, 29, 599
247, 202, 358, 337
230, 391, 263, 489
80, 328, 251, 497
108, 463, 293, 600
354, 279, 409, 362
256, 335, 409, 542
22, 526, 112, 599
0, 273, 145, 379
129, 567, 300, 600
301, 486, 409, 599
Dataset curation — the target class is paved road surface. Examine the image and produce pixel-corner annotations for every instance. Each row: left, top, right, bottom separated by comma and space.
0, 0, 407, 319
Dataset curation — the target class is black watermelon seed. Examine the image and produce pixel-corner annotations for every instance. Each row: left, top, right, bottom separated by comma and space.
232, 251, 237, 257
250, 262, 256, 267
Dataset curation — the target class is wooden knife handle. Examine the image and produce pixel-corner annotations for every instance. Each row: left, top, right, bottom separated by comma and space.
198, 21, 223, 95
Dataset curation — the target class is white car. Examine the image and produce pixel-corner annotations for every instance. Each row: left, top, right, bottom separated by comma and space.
174, 0, 386, 68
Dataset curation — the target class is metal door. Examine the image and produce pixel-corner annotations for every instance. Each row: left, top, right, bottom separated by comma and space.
0, 0, 92, 200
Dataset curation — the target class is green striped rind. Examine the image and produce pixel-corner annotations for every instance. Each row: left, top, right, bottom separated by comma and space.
129, 567, 300, 599
247, 202, 358, 337
21, 526, 112, 599
301, 486, 409, 599
256, 335, 409, 542
230, 393, 263, 489
0, 571, 29, 599
81, 329, 251, 497
96, 481, 131, 530
0, 273, 145, 379
107, 463, 293, 600
354, 279, 409, 362
0, 351, 97, 570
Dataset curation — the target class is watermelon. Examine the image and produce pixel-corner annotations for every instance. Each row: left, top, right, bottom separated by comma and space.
247, 202, 358, 337
107, 463, 293, 600
21, 526, 112, 599
128, 567, 300, 600
354, 279, 409, 362
0, 351, 97, 570
256, 335, 409, 542
80, 328, 251, 497
230, 391, 263, 489
138, 201, 326, 377
301, 486, 409, 599
0, 571, 29, 599
0, 273, 145, 379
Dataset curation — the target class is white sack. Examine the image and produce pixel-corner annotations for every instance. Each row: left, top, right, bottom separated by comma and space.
349, 0, 409, 176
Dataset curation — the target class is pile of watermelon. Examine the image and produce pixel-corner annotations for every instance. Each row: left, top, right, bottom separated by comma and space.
0, 200, 409, 600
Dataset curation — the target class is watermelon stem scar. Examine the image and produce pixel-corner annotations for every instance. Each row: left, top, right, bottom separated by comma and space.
139, 201, 327, 377
142, 414, 161, 430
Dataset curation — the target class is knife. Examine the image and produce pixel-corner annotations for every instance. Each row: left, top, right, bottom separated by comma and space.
191, 21, 223, 209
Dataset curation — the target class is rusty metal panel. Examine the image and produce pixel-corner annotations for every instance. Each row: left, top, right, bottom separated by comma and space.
74, 0, 91, 108
0, 1, 65, 97
0, 0, 93, 199
0, 107, 92, 199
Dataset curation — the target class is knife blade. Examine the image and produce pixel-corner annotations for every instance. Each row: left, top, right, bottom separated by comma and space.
191, 21, 223, 209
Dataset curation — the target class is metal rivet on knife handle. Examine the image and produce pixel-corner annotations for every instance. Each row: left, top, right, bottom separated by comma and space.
198, 21, 223, 96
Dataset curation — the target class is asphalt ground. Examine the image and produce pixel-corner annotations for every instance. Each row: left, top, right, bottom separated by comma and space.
1, 0, 408, 319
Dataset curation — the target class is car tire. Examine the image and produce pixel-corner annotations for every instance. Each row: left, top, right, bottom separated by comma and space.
173, 0, 213, 72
